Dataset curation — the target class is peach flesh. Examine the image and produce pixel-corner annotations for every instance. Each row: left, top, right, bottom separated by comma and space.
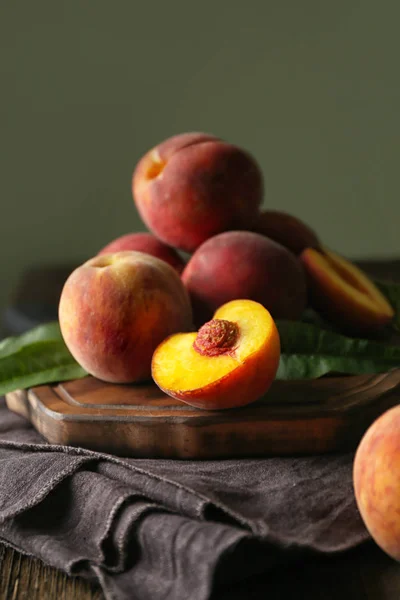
301, 247, 394, 335
151, 299, 281, 410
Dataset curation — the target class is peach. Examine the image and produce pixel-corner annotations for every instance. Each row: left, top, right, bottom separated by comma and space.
132, 132, 263, 252
152, 299, 280, 410
58, 251, 192, 383
300, 247, 394, 335
353, 405, 400, 561
251, 210, 320, 255
97, 232, 185, 273
181, 230, 307, 326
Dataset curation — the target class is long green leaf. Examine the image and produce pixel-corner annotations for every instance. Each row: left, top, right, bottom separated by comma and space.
276, 320, 400, 380
0, 322, 87, 395
0, 322, 63, 359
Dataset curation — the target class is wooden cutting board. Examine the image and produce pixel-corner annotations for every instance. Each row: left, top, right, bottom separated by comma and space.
5, 369, 400, 459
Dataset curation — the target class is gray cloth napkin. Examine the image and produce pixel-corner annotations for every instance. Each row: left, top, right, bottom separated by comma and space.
0, 396, 369, 600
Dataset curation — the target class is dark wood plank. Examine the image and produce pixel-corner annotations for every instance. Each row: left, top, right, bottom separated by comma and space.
0, 544, 103, 600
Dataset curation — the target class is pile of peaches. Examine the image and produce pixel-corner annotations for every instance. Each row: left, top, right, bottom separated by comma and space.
59, 132, 395, 410
57, 132, 400, 561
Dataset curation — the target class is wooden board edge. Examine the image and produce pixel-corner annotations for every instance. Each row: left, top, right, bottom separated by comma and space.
5, 389, 30, 420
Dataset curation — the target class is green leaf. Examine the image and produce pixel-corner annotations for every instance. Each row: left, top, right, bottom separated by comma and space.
276, 320, 400, 380
375, 279, 400, 332
0, 321, 63, 359
0, 322, 87, 395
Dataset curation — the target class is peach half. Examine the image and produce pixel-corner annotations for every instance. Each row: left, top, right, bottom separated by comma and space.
300, 247, 394, 336
151, 299, 281, 410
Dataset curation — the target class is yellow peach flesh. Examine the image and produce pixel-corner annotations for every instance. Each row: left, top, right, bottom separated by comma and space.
146, 149, 166, 180
304, 248, 394, 324
152, 300, 276, 393
320, 248, 394, 318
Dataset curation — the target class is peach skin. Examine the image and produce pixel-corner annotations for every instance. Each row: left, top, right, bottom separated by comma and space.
151, 299, 281, 410
354, 404, 400, 561
182, 230, 307, 326
59, 251, 192, 383
98, 232, 185, 273
252, 210, 320, 255
300, 247, 394, 335
132, 132, 263, 252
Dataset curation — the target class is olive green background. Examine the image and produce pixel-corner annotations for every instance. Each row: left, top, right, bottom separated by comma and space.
1, 1, 399, 314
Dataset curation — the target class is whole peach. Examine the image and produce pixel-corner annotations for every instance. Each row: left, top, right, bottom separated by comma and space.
354, 405, 400, 561
252, 210, 320, 255
59, 251, 192, 383
132, 132, 263, 252
98, 232, 185, 273
182, 230, 307, 325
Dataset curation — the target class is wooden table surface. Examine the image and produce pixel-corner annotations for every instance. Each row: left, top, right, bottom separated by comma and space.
1, 258, 400, 599
1, 540, 399, 599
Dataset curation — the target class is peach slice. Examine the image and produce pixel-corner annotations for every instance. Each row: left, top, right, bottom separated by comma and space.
151, 299, 281, 410
300, 247, 394, 335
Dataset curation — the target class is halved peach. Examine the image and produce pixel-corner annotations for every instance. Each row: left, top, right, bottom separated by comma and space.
151, 299, 281, 410
300, 247, 394, 335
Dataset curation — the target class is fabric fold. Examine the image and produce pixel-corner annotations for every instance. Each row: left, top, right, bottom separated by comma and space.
0, 397, 369, 599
